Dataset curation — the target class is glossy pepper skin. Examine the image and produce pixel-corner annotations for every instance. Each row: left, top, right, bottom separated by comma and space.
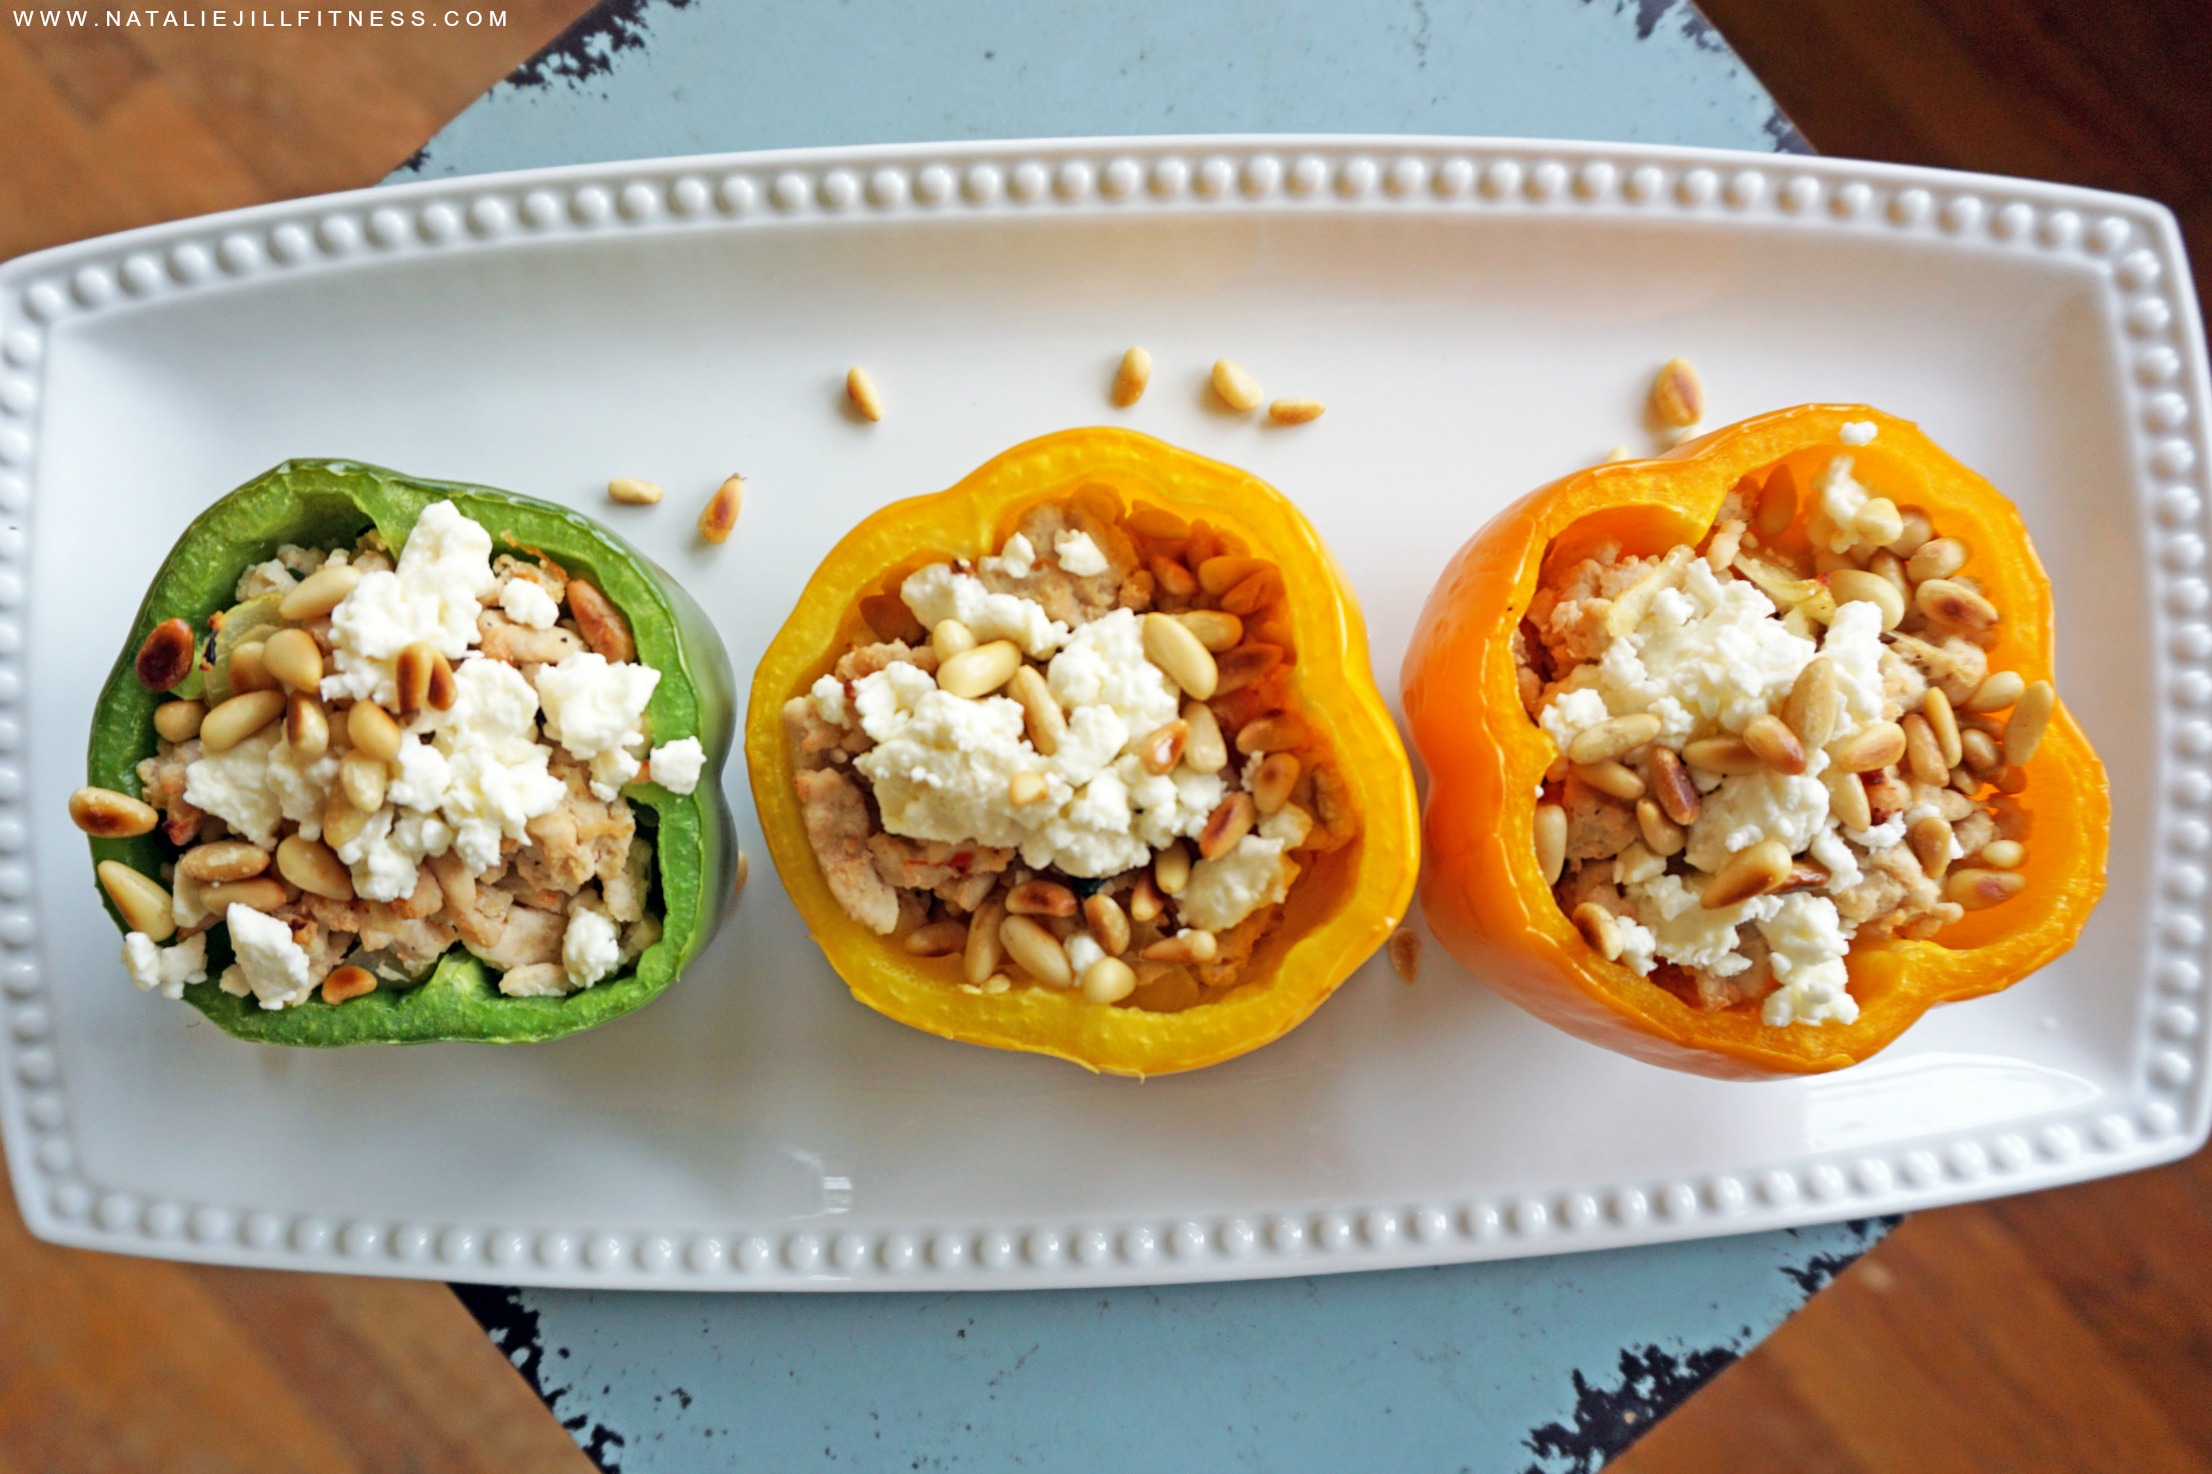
87, 460, 737, 1045
747, 427, 1420, 1077
1401, 405, 2110, 1078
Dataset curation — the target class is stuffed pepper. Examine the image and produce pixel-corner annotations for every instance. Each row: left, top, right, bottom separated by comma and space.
1402, 405, 2108, 1077
75, 459, 736, 1045
748, 427, 1419, 1076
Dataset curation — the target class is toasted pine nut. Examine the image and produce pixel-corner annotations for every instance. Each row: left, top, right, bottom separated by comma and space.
1681, 736, 1761, 776
1755, 475, 1798, 538
279, 565, 363, 622
1573, 760, 1645, 802
1535, 803, 1568, 885
1197, 556, 1271, 596
321, 965, 377, 1004
1177, 609, 1244, 652
1006, 880, 1078, 918
1128, 873, 1165, 924
1636, 799, 1685, 858
1966, 670, 2026, 714
1782, 659, 1842, 751
1008, 771, 1049, 806
2003, 680, 2055, 766
1915, 577, 1999, 632
999, 914, 1073, 987
98, 860, 173, 940
964, 898, 1006, 984
1220, 567, 1286, 617
134, 619, 197, 691
263, 627, 324, 693
1212, 358, 1263, 412
1181, 702, 1228, 774
1833, 721, 1907, 773
1125, 504, 1189, 541
566, 578, 635, 664
202, 877, 287, 913
1234, 712, 1308, 755
1199, 793, 1258, 860
323, 794, 369, 851
154, 699, 206, 743
1701, 840, 1793, 909
277, 834, 354, 901
1084, 893, 1132, 956
69, 786, 159, 838
1853, 497, 1904, 549
1649, 357, 1703, 427
608, 476, 664, 505
1148, 554, 1198, 600
1268, 398, 1326, 426
340, 751, 387, 813
1947, 868, 2026, 910
179, 840, 269, 884
1080, 956, 1138, 1004
1902, 713, 1948, 786
736, 851, 750, 896
347, 701, 403, 763
228, 641, 274, 695
937, 640, 1023, 699
1567, 713, 1662, 766
1868, 549, 1911, 600
1154, 840, 1191, 896
1995, 765, 2030, 795
1744, 714, 1809, 775
1888, 507, 1935, 556
1960, 727, 2002, 773
846, 366, 883, 421
200, 690, 286, 753
1141, 930, 1219, 965
1142, 613, 1219, 699
1138, 719, 1190, 775
698, 475, 744, 544
1980, 839, 2027, 870
395, 641, 437, 723
995, 666, 1062, 760
1828, 569, 1905, 630
1906, 537, 1970, 584
1249, 753, 1301, 815
1571, 902, 1624, 960
285, 693, 329, 758
1924, 689, 1963, 769
1908, 814, 1956, 882
931, 619, 977, 662
1828, 770, 1873, 831
903, 920, 968, 956
1647, 747, 1702, 825
1387, 928, 1421, 981
1213, 642, 1283, 696
1112, 346, 1152, 407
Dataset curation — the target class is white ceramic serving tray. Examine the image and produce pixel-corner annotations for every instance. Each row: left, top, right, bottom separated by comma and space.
1, 138, 2206, 1290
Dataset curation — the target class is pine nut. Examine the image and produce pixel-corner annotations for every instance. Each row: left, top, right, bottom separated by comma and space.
1008, 771, 1049, 806
1214, 643, 1283, 696
69, 786, 158, 838
1142, 613, 1219, 699
1888, 507, 1934, 556
1827, 569, 1905, 630
1980, 839, 2027, 870
1128, 873, 1166, 924
1199, 793, 1258, 860
1269, 398, 1326, 426
1198, 556, 1272, 596
1155, 840, 1191, 895
1130, 720, 1184, 776
1567, 901, 1622, 960
135, 618, 197, 690
395, 641, 437, 722
1182, 702, 1228, 774
1000, 914, 1073, 987
154, 699, 206, 743
567, 578, 636, 664
964, 898, 1007, 984
1924, 689, 1963, 768
1833, 721, 1907, 773
1960, 728, 2002, 773
425, 649, 460, 713
1212, 358, 1263, 412
1908, 814, 1956, 882
1535, 803, 1568, 885
1234, 712, 1308, 755
1649, 357, 1704, 427
98, 861, 173, 940
931, 619, 977, 661
1249, 752, 1301, 815
1567, 712, 1662, 766
1220, 567, 1286, 617
698, 475, 744, 544
1906, 537, 1969, 584
1755, 475, 1798, 538
1177, 609, 1244, 652
277, 834, 354, 901
937, 640, 1023, 699
1966, 670, 2026, 713
1853, 497, 1904, 549
1126, 505, 1189, 541
322, 965, 378, 1004
2003, 680, 2055, 766
229, 641, 274, 695
1080, 956, 1138, 1004
846, 366, 884, 421
1141, 930, 1219, 965
180, 839, 269, 883
1149, 554, 1198, 600
1682, 736, 1761, 776
323, 793, 369, 850
200, 689, 285, 752
737, 851, 750, 897
279, 565, 363, 622
1647, 746, 1702, 825
1829, 771, 1873, 831
1947, 868, 2026, 910
1701, 840, 1792, 909
608, 477, 664, 505
340, 751, 388, 813
1782, 659, 1842, 751
1915, 578, 1999, 632
202, 877, 287, 913
1744, 714, 1809, 775
1084, 893, 1132, 956
1006, 880, 1078, 918
990, 665, 1061, 759
1868, 549, 1911, 600
1573, 760, 1646, 802
860, 594, 926, 645
1636, 799, 1685, 858
903, 920, 968, 956
263, 627, 324, 693
285, 693, 330, 758
1902, 713, 1948, 786
348, 701, 403, 764
1112, 346, 1152, 407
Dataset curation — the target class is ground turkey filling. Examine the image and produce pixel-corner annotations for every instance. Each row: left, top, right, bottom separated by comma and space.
787, 493, 1356, 1009
118, 502, 707, 1010
1520, 424, 2049, 1028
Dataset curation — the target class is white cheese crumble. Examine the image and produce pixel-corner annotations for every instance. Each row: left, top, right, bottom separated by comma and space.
1685, 769, 1831, 873
234, 558, 297, 601
1054, 530, 1109, 577
122, 930, 207, 1000
1757, 894, 1859, 1025
323, 500, 498, 709
499, 576, 560, 630
536, 650, 660, 800
648, 737, 707, 795
562, 908, 622, 989
429, 657, 568, 872
980, 532, 1036, 580
899, 563, 1069, 658
1814, 456, 1871, 553
809, 675, 851, 727
1838, 420, 1879, 446
220, 903, 315, 1010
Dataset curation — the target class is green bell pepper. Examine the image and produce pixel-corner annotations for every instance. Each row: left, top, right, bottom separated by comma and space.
87, 459, 737, 1045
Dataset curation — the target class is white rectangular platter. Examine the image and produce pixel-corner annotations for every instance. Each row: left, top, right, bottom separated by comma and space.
2, 138, 2207, 1290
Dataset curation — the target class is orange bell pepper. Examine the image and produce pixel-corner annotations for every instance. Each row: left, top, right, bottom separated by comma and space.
1401, 405, 2110, 1078
748, 427, 1420, 1076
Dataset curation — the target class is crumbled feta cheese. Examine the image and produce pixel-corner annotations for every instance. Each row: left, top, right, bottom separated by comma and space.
1839, 421, 1879, 446
981, 533, 1037, 580
433, 657, 568, 872
1064, 932, 1106, 977
648, 737, 707, 795
1808, 826, 1862, 893
122, 930, 207, 1000
185, 729, 340, 850
1046, 609, 1181, 747
1685, 768, 1830, 873
536, 650, 660, 800
1180, 834, 1301, 932
562, 908, 622, 989
1617, 874, 1782, 978
1054, 530, 1109, 577
1814, 456, 1870, 553
1815, 601, 1888, 746
1613, 841, 1667, 888
900, 563, 1069, 658
387, 738, 453, 813
323, 500, 498, 709
172, 872, 209, 930
223, 903, 315, 1010
234, 558, 297, 601
1757, 894, 1859, 1025
810, 675, 852, 728
499, 577, 560, 630
336, 805, 454, 903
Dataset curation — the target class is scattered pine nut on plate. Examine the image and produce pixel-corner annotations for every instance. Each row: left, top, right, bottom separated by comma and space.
699, 474, 744, 543
608, 476, 664, 505
846, 365, 884, 421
